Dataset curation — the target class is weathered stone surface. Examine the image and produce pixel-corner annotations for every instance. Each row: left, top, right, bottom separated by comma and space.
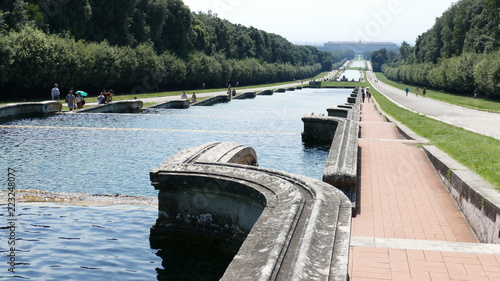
327, 107, 350, 119
424, 145, 500, 244
309, 81, 322, 88
149, 100, 190, 109
164, 141, 258, 166
258, 89, 273, 95
302, 114, 341, 142
302, 92, 360, 209
347, 97, 356, 104
338, 104, 353, 109
77, 100, 143, 113
193, 95, 230, 106
150, 141, 352, 280
322, 119, 359, 195
234, 92, 257, 99
0, 101, 62, 121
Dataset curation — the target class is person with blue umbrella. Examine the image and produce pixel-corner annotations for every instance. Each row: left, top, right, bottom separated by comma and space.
75, 91, 87, 109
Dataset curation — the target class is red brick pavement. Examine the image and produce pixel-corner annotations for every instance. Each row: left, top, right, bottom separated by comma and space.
349, 101, 500, 280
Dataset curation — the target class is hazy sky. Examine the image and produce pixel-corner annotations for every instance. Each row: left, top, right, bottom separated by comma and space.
182, 0, 457, 46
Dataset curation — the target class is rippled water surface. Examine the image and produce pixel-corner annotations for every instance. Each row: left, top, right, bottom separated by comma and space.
0, 202, 233, 280
0, 88, 350, 280
1, 89, 350, 196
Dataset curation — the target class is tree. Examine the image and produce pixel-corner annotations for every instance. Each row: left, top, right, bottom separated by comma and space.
399, 41, 415, 64
371, 49, 389, 72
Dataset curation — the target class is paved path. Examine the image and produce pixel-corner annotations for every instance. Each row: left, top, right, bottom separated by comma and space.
365, 71, 500, 140
349, 101, 500, 280
81, 69, 343, 107
96, 79, 321, 107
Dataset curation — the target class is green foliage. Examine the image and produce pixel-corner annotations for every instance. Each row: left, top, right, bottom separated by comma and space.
383, 51, 500, 97
376, 72, 500, 112
474, 50, 500, 97
0, 1, 336, 100
0, 35, 13, 85
371, 49, 389, 72
382, 0, 500, 98
415, 0, 498, 63
370, 84, 500, 189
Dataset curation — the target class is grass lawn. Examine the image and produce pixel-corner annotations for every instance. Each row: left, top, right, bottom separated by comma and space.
374, 72, 500, 113
1, 78, 309, 106
361, 79, 500, 189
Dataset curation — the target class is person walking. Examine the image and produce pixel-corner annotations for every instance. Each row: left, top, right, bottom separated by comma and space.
422, 87, 427, 97
65, 90, 76, 111
415, 87, 420, 97
75, 93, 83, 109
405, 87, 409, 96
51, 84, 60, 101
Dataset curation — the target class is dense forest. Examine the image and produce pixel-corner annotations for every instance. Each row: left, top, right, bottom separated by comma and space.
0, 0, 335, 100
371, 0, 499, 98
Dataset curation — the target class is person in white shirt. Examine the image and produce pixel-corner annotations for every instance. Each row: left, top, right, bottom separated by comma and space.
51, 84, 60, 101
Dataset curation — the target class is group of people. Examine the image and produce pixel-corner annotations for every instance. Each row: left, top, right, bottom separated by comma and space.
227, 88, 236, 97
361, 87, 371, 103
64, 90, 86, 111
97, 89, 114, 105
181, 91, 197, 103
51, 84, 85, 111
405, 86, 427, 97
51, 84, 115, 111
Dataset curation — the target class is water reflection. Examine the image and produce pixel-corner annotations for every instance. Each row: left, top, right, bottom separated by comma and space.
155, 242, 235, 281
0, 88, 351, 280
0, 89, 350, 196
1, 203, 161, 280
339, 70, 362, 81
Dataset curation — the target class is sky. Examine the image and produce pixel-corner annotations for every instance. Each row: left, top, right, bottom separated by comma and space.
182, 0, 457, 46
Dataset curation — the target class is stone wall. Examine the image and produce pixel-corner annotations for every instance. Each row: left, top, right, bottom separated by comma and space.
77, 100, 143, 113
0, 101, 62, 121
149, 100, 190, 109
234, 92, 257, 100
150, 141, 352, 280
193, 95, 230, 106
424, 146, 500, 244
301, 88, 360, 207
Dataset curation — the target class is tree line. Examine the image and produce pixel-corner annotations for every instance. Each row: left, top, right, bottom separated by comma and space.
370, 0, 499, 98
0, 0, 334, 100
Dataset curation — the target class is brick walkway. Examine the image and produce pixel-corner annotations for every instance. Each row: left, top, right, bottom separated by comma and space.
349, 101, 500, 280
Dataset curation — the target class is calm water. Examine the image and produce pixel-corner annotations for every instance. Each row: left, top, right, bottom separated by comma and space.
349, 60, 366, 68
0, 88, 350, 280
339, 70, 362, 81
1, 203, 234, 280
1, 89, 350, 196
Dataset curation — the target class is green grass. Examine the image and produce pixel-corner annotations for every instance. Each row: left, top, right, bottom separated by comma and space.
363, 79, 500, 189
374, 72, 500, 113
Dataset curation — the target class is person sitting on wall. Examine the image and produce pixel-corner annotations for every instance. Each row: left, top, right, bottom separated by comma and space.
181, 92, 187, 99
97, 91, 106, 104
191, 92, 197, 103
107, 89, 114, 103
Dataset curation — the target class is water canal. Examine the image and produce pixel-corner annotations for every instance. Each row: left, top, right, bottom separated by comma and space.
0, 88, 351, 280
